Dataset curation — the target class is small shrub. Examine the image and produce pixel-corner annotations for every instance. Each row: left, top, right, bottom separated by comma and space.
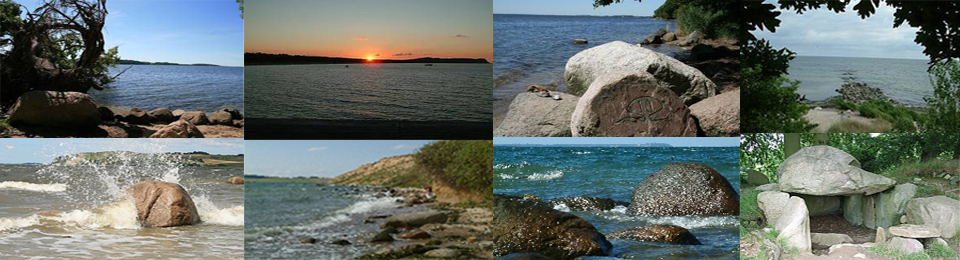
858, 99, 920, 132
674, 4, 738, 39
830, 98, 859, 111
924, 59, 960, 133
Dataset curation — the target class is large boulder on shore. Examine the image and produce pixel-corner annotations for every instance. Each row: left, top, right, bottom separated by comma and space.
179, 111, 209, 125
208, 110, 234, 125
494, 92, 578, 137
564, 41, 716, 104
606, 225, 702, 245
149, 120, 204, 138
775, 196, 811, 253
8, 91, 101, 127
904, 196, 960, 239
126, 181, 200, 227
148, 108, 176, 123
690, 88, 740, 136
122, 108, 151, 125
570, 73, 699, 137
493, 194, 612, 259
777, 145, 894, 196
628, 163, 739, 216
380, 211, 447, 229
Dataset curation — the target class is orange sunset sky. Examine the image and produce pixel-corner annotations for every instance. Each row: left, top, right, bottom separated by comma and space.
244, 0, 493, 62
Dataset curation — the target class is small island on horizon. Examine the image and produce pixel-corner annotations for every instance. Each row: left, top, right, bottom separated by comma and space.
118, 59, 222, 67
244, 52, 490, 66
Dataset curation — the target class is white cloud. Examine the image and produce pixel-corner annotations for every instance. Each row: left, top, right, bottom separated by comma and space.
755, 2, 925, 60
308, 147, 327, 152
391, 144, 411, 150
4, 145, 13, 149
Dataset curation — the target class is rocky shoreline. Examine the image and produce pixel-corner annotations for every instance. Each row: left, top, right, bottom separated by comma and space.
317, 185, 494, 259
494, 28, 739, 137
0, 90, 243, 138
492, 163, 739, 259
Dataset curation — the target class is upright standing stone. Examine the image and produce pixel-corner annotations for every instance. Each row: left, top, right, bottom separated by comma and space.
758, 191, 790, 227
863, 195, 877, 229
876, 227, 887, 244
747, 169, 769, 185
877, 183, 917, 228
776, 196, 811, 253
844, 194, 864, 226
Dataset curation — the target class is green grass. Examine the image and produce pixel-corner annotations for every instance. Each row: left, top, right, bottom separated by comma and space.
927, 242, 958, 259
831, 98, 859, 111
859, 99, 921, 132
827, 120, 892, 133
741, 188, 761, 227
869, 244, 945, 260
415, 140, 492, 194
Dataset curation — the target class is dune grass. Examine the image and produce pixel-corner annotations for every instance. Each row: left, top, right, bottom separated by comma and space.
858, 99, 921, 132
827, 120, 892, 133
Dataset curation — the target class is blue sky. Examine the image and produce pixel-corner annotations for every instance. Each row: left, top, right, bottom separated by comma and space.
244, 140, 437, 178
494, 137, 738, 147
494, 0, 664, 16
17, 0, 244, 66
753, 1, 925, 60
0, 139, 244, 164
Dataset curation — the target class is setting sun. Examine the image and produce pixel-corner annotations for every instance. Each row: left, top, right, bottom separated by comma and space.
365, 56, 374, 62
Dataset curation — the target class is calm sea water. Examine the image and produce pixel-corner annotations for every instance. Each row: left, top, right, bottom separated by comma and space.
0, 157, 244, 258
493, 14, 682, 116
493, 146, 740, 259
788, 56, 933, 106
244, 182, 422, 259
94, 65, 245, 112
245, 63, 492, 122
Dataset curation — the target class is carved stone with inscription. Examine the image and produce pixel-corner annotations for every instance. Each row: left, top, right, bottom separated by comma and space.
571, 73, 698, 137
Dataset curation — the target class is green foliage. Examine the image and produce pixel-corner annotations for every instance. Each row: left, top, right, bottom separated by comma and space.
415, 140, 492, 194
831, 98, 859, 111
858, 100, 920, 132
0, 0, 21, 47
674, 4, 737, 39
742, 40, 815, 133
652, 0, 680, 19
740, 188, 761, 225
0, 119, 9, 133
885, 159, 956, 177
740, 133, 785, 181
924, 59, 960, 133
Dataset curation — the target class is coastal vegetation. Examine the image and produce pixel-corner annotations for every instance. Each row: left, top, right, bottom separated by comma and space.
594, 0, 737, 40
742, 1, 960, 133
742, 40, 814, 133
924, 60, 960, 133
415, 140, 493, 194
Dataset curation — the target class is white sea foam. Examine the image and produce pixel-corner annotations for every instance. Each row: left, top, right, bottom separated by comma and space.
573, 151, 592, 155
553, 203, 571, 212
0, 215, 40, 232
608, 205, 628, 214
527, 170, 563, 180
497, 173, 517, 179
194, 195, 244, 226
645, 215, 738, 229
55, 197, 139, 230
0, 181, 68, 192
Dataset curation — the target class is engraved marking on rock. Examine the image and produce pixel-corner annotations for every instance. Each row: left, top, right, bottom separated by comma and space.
616, 96, 667, 124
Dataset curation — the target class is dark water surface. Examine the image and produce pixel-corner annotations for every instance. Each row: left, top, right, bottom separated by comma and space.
494, 146, 740, 259
245, 63, 492, 122
95, 65, 244, 112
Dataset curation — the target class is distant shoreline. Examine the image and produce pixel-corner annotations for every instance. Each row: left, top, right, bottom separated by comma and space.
118, 59, 222, 67
244, 53, 490, 66
244, 118, 492, 140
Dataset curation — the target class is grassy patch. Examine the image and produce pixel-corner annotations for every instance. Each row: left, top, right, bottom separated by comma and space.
869, 244, 935, 260
827, 120, 892, 133
886, 160, 957, 177
741, 188, 761, 226
859, 99, 921, 132
927, 242, 958, 259
831, 98, 859, 111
